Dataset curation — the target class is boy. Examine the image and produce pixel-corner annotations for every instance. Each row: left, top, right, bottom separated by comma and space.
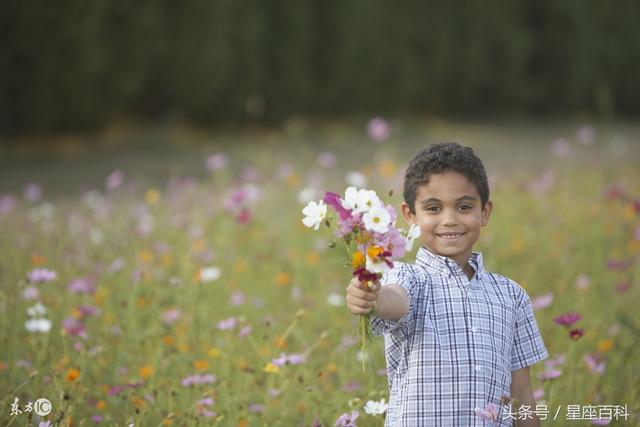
346, 143, 548, 426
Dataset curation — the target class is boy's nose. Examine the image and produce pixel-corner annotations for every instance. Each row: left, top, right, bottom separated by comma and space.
441, 210, 458, 226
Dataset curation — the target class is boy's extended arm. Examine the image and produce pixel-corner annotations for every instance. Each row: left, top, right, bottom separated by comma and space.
375, 284, 409, 321
346, 278, 409, 321
511, 367, 541, 427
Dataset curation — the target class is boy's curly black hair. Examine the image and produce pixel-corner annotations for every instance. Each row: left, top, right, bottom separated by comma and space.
403, 142, 489, 213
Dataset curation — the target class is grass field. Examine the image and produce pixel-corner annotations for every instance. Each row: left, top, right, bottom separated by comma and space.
1, 119, 639, 426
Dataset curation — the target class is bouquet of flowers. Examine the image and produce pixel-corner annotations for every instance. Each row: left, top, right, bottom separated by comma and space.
302, 186, 420, 370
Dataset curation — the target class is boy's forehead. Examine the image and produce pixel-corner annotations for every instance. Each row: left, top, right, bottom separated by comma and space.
415, 171, 481, 199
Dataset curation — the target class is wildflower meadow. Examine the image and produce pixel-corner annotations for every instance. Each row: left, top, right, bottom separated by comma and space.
1, 120, 639, 426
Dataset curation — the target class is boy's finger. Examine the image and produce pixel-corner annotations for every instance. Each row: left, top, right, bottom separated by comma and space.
347, 285, 377, 301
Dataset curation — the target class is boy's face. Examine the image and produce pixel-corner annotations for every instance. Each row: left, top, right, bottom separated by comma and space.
401, 170, 492, 267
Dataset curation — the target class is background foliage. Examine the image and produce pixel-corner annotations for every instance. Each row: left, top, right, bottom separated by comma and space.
2, 0, 640, 134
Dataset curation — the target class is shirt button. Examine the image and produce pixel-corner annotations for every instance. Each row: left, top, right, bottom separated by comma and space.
475, 365, 482, 372
471, 326, 478, 333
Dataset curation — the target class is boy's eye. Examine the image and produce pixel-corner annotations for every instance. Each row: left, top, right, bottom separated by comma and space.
458, 204, 473, 211
425, 206, 440, 212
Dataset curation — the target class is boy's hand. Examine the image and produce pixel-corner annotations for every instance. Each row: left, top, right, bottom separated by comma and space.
346, 277, 380, 315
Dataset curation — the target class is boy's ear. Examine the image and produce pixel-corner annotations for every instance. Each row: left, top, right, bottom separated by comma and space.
481, 200, 493, 227
401, 202, 416, 224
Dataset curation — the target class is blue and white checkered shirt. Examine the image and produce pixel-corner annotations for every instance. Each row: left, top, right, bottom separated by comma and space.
371, 246, 548, 426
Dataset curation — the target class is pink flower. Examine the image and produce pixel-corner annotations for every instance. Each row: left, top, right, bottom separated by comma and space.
0, 195, 16, 216
317, 152, 337, 168
28, 268, 57, 283
367, 117, 391, 142
538, 369, 562, 380
584, 353, 606, 374
241, 166, 260, 182
216, 317, 236, 331
63, 316, 88, 339
76, 305, 100, 319
545, 354, 566, 368
22, 286, 39, 300
335, 410, 359, 427
231, 291, 246, 306
554, 312, 581, 326
606, 259, 630, 271
323, 192, 352, 221
341, 381, 361, 393
575, 274, 591, 290
23, 183, 42, 202
181, 374, 217, 387
235, 208, 252, 224
68, 277, 96, 294
238, 325, 252, 338
205, 154, 227, 172
550, 138, 572, 159
475, 402, 498, 422
105, 170, 125, 192
248, 403, 265, 413
533, 388, 544, 400
577, 125, 595, 145
162, 309, 182, 325
603, 185, 625, 200
532, 292, 553, 310
198, 397, 214, 406
615, 281, 631, 293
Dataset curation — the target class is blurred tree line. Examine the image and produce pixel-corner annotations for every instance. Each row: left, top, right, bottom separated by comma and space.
1, 0, 639, 135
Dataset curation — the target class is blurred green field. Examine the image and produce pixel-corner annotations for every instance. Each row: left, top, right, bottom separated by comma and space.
1, 120, 639, 426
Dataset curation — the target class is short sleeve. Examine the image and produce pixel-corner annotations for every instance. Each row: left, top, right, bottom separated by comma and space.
511, 292, 549, 371
370, 263, 417, 338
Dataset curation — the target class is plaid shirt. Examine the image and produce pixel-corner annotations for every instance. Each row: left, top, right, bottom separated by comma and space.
371, 246, 548, 426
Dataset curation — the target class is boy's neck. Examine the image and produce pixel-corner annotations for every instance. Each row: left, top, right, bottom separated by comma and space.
424, 246, 476, 280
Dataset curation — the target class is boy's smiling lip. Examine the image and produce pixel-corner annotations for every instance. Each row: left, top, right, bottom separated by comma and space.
435, 232, 466, 240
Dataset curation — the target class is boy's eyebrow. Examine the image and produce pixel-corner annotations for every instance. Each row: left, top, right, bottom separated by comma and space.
419, 195, 478, 204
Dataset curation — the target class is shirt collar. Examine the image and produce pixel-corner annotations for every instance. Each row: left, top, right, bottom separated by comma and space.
415, 246, 485, 279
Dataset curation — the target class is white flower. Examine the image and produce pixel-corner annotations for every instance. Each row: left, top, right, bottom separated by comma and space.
366, 253, 392, 275
25, 318, 52, 333
326, 292, 344, 307
362, 206, 390, 234
354, 189, 382, 215
404, 224, 421, 251
200, 266, 221, 282
364, 398, 388, 415
302, 200, 327, 230
27, 303, 46, 317
341, 186, 359, 211
346, 171, 368, 188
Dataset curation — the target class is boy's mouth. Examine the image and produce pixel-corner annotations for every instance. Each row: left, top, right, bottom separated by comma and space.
436, 232, 465, 240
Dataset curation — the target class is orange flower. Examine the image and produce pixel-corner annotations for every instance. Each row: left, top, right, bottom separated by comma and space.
139, 365, 154, 379
597, 339, 614, 353
30, 254, 47, 265
163, 335, 175, 346
367, 246, 384, 259
193, 359, 209, 371
275, 272, 290, 287
131, 395, 147, 409
96, 400, 106, 410
273, 336, 288, 349
351, 251, 365, 269
305, 251, 319, 265
65, 368, 80, 382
